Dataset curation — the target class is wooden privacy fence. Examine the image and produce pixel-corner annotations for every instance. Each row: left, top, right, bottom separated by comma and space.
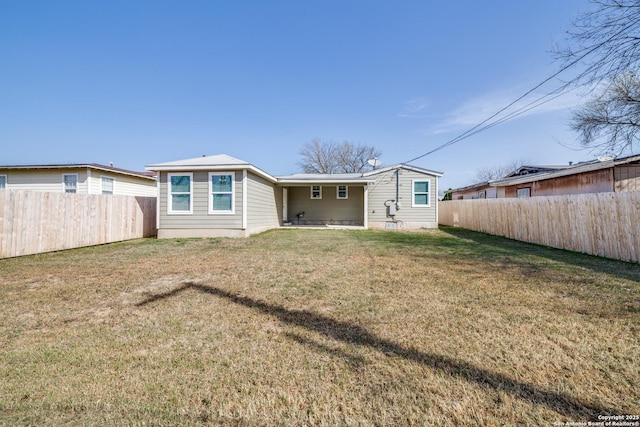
438, 191, 640, 263
0, 190, 156, 258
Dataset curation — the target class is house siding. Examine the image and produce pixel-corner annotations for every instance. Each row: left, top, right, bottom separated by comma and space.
287, 185, 364, 225
247, 172, 280, 233
87, 171, 156, 196
158, 170, 244, 237
367, 168, 438, 229
614, 165, 640, 192
504, 169, 613, 197
0, 168, 89, 193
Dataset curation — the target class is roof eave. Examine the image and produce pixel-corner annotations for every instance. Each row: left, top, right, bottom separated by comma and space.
490, 160, 614, 187
0, 164, 156, 180
146, 164, 277, 183
275, 178, 375, 185
364, 164, 443, 177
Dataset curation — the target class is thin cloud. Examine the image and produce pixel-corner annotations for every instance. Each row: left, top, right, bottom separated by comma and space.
430, 87, 581, 135
398, 97, 430, 118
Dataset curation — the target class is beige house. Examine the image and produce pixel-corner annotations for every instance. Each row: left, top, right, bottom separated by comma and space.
146, 154, 442, 238
0, 163, 157, 197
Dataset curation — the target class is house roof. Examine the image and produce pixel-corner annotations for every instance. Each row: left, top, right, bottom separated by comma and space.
364, 163, 443, 177
146, 154, 277, 183
275, 173, 375, 185
489, 153, 640, 187
0, 163, 156, 180
146, 155, 443, 185
449, 181, 491, 194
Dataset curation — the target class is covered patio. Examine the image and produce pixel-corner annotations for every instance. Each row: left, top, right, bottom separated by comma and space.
276, 173, 374, 228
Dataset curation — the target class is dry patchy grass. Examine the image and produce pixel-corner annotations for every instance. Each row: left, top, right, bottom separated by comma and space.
0, 227, 639, 426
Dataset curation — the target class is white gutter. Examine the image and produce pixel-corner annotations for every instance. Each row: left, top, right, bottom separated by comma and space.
242, 170, 248, 230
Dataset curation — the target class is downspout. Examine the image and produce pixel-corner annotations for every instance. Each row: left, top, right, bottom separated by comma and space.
364, 183, 369, 229
435, 173, 439, 227
156, 174, 160, 231
242, 169, 248, 232
396, 168, 400, 209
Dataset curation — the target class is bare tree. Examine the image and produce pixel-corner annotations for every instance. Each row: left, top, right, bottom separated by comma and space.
571, 72, 640, 154
473, 158, 529, 183
555, 0, 640, 89
555, 0, 640, 153
298, 139, 382, 173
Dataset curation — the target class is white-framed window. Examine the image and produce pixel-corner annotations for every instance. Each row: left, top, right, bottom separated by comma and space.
0, 175, 6, 189
168, 173, 193, 214
412, 180, 430, 207
209, 172, 235, 214
63, 174, 78, 193
517, 187, 531, 198
311, 185, 322, 199
101, 176, 115, 195
337, 185, 348, 199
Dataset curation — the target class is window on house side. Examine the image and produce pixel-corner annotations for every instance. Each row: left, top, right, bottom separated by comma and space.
101, 176, 115, 195
168, 173, 192, 214
337, 185, 348, 199
210, 172, 234, 214
517, 187, 531, 198
311, 185, 322, 199
63, 174, 78, 193
0, 175, 6, 189
412, 180, 430, 207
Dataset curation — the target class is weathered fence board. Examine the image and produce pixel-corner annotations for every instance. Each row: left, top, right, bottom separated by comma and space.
0, 190, 156, 258
438, 191, 640, 263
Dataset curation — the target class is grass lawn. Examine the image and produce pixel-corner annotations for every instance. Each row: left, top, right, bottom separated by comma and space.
0, 227, 638, 426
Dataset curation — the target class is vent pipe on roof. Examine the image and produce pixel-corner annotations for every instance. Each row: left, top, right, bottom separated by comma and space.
569, 161, 573, 166
110, 162, 114, 167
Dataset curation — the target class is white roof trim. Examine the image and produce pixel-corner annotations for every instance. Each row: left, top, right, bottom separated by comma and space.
276, 177, 375, 185
0, 164, 156, 181
147, 155, 276, 183
364, 163, 443, 177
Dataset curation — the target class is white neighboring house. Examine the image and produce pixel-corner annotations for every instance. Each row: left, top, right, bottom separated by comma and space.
0, 163, 157, 197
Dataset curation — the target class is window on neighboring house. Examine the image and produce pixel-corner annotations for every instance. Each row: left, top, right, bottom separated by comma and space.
0, 175, 6, 189
412, 180, 430, 207
311, 185, 322, 199
337, 185, 348, 199
517, 187, 531, 198
63, 174, 78, 193
101, 176, 115, 195
209, 172, 234, 214
168, 173, 193, 214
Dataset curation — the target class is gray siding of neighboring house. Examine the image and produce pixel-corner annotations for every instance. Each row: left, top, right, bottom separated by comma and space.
158, 170, 244, 237
287, 185, 365, 225
247, 172, 280, 233
367, 168, 438, 229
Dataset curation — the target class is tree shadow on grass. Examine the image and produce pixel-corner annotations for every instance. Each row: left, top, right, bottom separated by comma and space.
137, 282, 616, 419
438, 226, 640, 283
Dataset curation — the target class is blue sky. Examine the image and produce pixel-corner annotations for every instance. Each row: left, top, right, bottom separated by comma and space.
1, 0, 597, 191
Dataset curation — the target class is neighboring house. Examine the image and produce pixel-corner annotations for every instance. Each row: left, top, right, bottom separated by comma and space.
0, 163, 157, 196
490, 154, 640, 197
448, 181, 494, 200
146, 154, 442, 238
448, 154, 640, 199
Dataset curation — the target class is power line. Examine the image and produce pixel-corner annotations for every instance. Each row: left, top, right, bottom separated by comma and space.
403, 13, 638, 165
